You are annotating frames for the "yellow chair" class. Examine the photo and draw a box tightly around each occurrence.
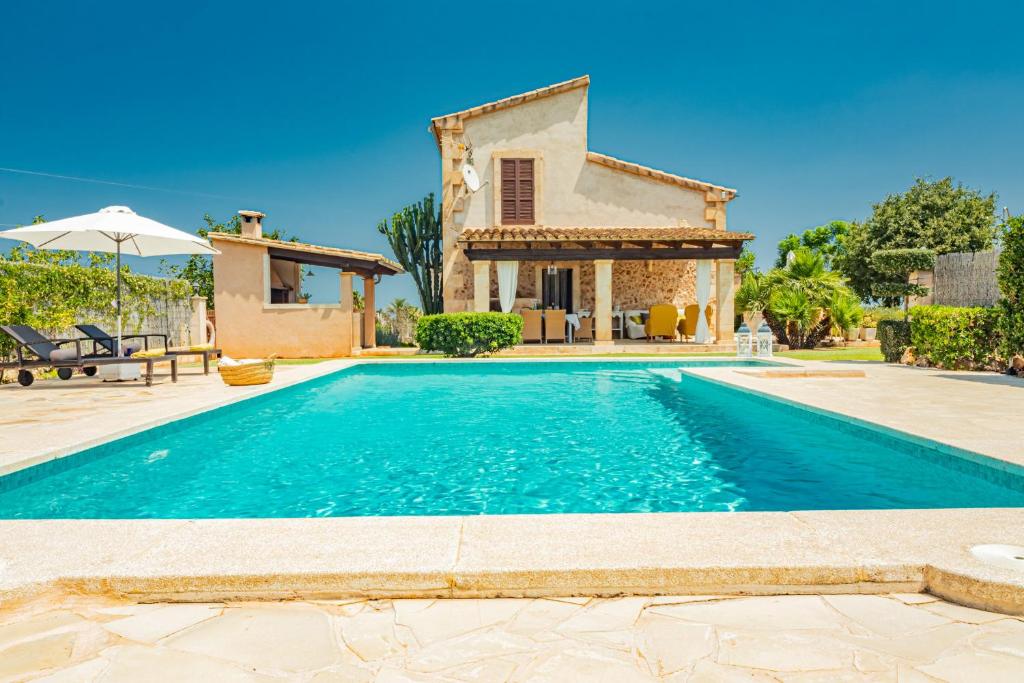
[644,304,679,341]
[680,304,714,341]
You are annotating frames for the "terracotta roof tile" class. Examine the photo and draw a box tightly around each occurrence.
[587,152,737,197]
[458,226,753,243]
[208,232,404,274]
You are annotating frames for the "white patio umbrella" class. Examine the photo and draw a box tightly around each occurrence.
[0,205,218,354]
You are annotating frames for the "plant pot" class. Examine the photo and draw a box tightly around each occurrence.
[860,327,877,341]
[296,297,308,304]
[844,328,859,342]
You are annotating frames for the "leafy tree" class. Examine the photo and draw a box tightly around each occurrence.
[377,193,443,314]
[997,213,1024,360]
[839,178,997,301]
[774,220,851,269]
[159,214,298,307]
[735,247,756,277]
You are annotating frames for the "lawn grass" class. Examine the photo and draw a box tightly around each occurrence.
[776,347,883,362]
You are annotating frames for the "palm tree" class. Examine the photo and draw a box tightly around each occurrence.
[737,248,850,349]
[770,289,818,349]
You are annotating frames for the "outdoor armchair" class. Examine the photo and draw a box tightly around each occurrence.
[645,304,679,341]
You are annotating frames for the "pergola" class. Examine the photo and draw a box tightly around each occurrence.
[459,225,754,342]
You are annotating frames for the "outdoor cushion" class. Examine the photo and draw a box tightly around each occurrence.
[131,348,167,358]
[48,347,78,362]
[169,343,214,352]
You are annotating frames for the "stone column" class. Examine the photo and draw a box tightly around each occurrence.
[594,259,613,342]
[715,259,736,342]
[362,276,376,349]
[339,272,357,354]
[473,260,491,312]
[189,295,208,346]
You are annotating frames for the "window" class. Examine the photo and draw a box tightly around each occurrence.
[500,158,535,225]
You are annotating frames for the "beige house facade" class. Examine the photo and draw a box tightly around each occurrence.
[431,75,752,342]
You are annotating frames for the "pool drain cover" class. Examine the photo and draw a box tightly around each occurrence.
[970,544,1024,571]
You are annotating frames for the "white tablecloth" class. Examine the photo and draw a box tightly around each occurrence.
[565,314,580,343]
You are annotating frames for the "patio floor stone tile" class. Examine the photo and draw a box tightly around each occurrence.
[650,595,846,631]
[633,612,714,676]
[0,630,79,679]
[916,651,1024,682]
[162,605,344,673]
[101,603,221,643]
[394,598,523,645]
[2,593,1023,679]
[823,595,952,637]
[716,629,854,672]
[96,644,279,682]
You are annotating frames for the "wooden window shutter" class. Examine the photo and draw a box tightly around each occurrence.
[500,158,535,225]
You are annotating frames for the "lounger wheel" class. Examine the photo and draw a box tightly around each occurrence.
[57,367,73,380]
[83,366,98,377]
[17,370,34,387]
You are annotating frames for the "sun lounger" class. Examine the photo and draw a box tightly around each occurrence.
[75,324,221,375]
[0,325,177,387]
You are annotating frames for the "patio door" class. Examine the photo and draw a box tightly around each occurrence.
[541,268,573,311]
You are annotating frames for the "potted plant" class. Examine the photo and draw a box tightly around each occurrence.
[296,292,310,304]
[860,310,877,341]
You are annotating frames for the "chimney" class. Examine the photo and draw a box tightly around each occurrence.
[238,210,265,238]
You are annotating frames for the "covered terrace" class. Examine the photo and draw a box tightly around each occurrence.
[460,225,754,344]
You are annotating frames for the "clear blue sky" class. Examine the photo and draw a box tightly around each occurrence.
[2,1,1022,305]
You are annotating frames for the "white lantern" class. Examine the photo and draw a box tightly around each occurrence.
[756,321,773,358]
[735,322,752,358]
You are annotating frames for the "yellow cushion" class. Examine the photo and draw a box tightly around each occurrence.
[628,315,643,325]
[131,348,167,358]
[170,343,213,353]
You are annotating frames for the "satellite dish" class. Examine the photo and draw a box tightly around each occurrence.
[462,164,482,192]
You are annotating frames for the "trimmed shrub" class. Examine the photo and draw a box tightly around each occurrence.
[878,319,911,362]
[909,305,1001,369]
[997,214,1024,359]
[415,312,523,357]
[870,248,936,303]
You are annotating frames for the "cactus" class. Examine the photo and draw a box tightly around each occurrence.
[377,193,443,314]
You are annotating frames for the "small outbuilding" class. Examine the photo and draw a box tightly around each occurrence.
[210,211,403,358]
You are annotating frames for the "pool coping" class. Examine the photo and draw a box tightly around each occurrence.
[2,510,1023,615]
[2,357,1024,615]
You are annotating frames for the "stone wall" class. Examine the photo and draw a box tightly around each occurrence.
[477,259,705,312]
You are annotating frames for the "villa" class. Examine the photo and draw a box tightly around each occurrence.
[431,75,752,344]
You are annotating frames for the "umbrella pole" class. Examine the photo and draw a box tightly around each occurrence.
[116,240,122,356]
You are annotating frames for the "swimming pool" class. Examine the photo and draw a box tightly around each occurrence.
[2,360,1023,518]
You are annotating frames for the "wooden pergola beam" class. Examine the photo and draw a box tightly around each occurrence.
[267,247,381,277]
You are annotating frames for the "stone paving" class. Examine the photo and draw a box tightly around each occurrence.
[2,593,1023,682]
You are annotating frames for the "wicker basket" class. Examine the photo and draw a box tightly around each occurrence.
[218,356,276,386]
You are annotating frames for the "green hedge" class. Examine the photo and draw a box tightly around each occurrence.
[877,319,911,362]
[997,215,1024,359]
[909,305,1001,369]
[415,312,523,357]
[0,261,190,357]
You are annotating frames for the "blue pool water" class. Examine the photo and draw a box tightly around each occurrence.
[2,361,1023,518]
